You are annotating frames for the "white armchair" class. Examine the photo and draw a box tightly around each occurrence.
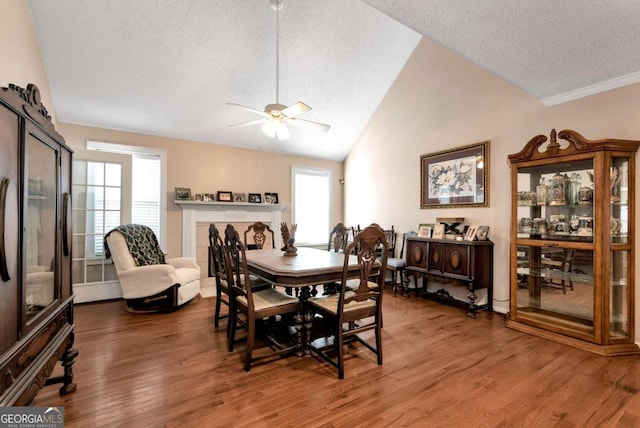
[105,225,200,312]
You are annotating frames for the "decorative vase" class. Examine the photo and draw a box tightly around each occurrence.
[549,172,566,206]
[578,186,593,205]
[536,178,548,206]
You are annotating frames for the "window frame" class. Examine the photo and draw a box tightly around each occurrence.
[86,141,167,248]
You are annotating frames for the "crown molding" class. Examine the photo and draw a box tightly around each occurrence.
[543,70,640,106]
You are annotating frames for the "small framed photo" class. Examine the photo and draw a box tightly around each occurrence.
[264,192,279,204]
[175,187,192,200]
[202,193,214,202]
[233,192,247,202]
[248,193,262,203]
[217,191,233,202]
[476,225,490,240]
[418,223,433,238]
[432,223,445,239]
[194,193,203,201]
[464,225,479,241]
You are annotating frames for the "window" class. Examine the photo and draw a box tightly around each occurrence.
[292,166,331,245]
[72,159,123,284]
[72,142,166,298]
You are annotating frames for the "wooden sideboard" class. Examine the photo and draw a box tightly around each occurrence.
[405,236,494,317]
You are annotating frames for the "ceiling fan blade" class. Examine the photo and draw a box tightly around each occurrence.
[229,118,268,128]
[227,103,271,118]
[289,117,331,132]
[275,122,290,140]
[281,102,311,118]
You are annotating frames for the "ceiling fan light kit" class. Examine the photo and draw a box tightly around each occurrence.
[228,0,330,141]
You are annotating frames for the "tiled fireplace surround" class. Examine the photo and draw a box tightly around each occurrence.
[176,201,288,294]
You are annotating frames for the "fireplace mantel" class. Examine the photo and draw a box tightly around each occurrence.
[175,201,289,257]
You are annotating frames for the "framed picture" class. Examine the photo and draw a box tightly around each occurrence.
[194,193,203,201]
[420,141,489,208]
[217,191,233,202]
[175,187,192,200]
[248,193,262,203]
[233,192,247,202]
[418,223,433,238]
[476,225,490,240]
[464,225,479,241]
[264,192,279,204]
[202,193,214,202]
[432,223,445,239]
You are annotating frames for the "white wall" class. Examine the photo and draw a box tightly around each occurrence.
[0,0,56,124]
[345,37,640,341]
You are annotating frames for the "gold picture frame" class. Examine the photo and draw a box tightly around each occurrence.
[420,141,489,208]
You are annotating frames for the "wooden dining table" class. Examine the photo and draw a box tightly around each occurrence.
[243,247,367,355]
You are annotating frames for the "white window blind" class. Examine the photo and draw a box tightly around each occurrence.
[131,155,161,238]
[293,166,331,245]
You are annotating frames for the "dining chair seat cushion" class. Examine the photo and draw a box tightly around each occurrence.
[236,288,298,311]
[386,257,406,269]
[310,287,377,314]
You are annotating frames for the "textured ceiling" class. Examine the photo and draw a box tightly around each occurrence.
[29,1,640,161]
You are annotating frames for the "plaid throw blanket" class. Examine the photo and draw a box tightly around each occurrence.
[104,224,166,266]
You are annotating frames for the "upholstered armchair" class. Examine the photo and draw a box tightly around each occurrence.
[105,224,200,312]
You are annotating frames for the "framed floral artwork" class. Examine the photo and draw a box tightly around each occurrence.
[420,141,489,208]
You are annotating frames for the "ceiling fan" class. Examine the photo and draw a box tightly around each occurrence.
[227,0,331,141]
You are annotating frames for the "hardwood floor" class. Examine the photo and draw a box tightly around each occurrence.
[32,293,640,427]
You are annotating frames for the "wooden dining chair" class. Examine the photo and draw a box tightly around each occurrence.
[223,225,300,371]
[208,224,232,332]
[327,222,354,253]
[386,229,419,297]
[308,224,388,379]
[244,221,275,250]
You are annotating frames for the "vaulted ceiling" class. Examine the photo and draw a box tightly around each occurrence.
[29,0,640,161]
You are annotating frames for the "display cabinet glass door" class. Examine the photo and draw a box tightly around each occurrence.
[24,133,58,323]
[609,157,631,339]
[516,245,594,335]
[516,159,594,243]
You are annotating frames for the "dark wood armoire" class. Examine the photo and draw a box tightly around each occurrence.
[0,83,77,405]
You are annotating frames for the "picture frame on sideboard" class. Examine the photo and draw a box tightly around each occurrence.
[432,223,445,239]
[476,225,490,240]
[418,223,433,238]
[464,225,479,241]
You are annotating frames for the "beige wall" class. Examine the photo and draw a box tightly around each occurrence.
[0,0,56,124]
[59,123,344,258]
[345,37,640,340]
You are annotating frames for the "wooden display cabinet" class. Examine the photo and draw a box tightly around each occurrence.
[0,83,77,405]
[507,129,640,355]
